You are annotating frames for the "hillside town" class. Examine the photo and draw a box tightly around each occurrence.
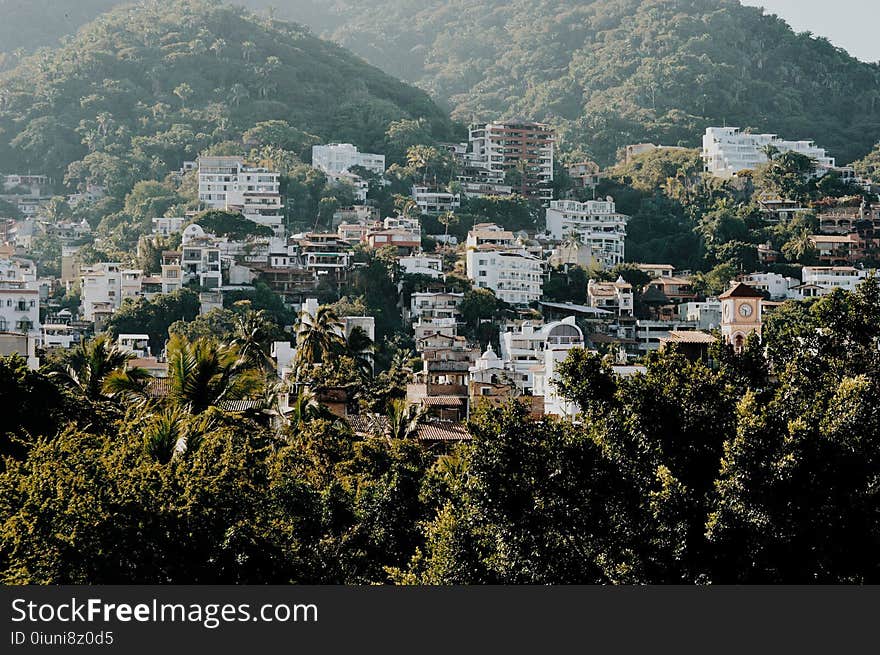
[1,120,878,442]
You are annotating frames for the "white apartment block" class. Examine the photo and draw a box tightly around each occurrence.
[702,127,835,178]
[198,156,284,235]
[311,143,385,175]
[677,300,722,330]
[412,185,460,214]
[80,262,124,322]
[399,254,443,278]
[468,250,544,306]
[181,225,222,289]
[801,266,869,293]
[0,281,40,337]
[384,216,421,236]
[410,292,463,324]
[0,256,37,287]
[151,216,186,237]
[740,272,798,300]
[587,277,634,316]
[545,199,628,268]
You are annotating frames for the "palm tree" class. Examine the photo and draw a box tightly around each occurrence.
[282,385,323,430]
[166,335,256,415]
[371,399,426,442]
[346,325,375,377]
[231,308,274,372]
[439,210,459,239]
[760,144,781,162]
[51,335,150,402]
[142,406,215,464]
[295,305,345,372]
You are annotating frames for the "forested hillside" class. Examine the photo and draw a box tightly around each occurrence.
[276,0,880,165]
[3,1,878,165]
[0,0,455,182]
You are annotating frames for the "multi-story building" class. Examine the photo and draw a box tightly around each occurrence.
[180,224,222,289]
[702,127,835,178]
[80,262,124,322]
[465,121,555,203]
[311,143,385,175]
[410,292,463,324]
[161,251,184,294]
[677,300,722,330]
[545,199,628,268]
[412,185,460,214]
[291,233,352,283]
[0,256,37,287]
[498,317,584,417]
[466,223,543,306]
[198,156,284,235]
[801,266,869,293]
[399,254,443,279]
[367,229,421,253]
[0,280,40,337]
[151,216,186,237]
[587,277,634,316]
[740,272,798,300]
[809,234,864,265]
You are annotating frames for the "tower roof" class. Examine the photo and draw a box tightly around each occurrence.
[719,282,764,299]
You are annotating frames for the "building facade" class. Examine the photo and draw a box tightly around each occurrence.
[702,127,835,178]
[545,199,628,268]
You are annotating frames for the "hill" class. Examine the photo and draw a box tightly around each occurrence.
[263,0,880,165]
[0,0,455,182]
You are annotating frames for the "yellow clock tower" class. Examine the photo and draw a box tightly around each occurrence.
[719,282,764,352]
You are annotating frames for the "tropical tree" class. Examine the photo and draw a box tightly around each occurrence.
[295,305,345,372]
[166,335,256,414]
[51,335,150,401]
[346,325,375,377]
[231,307,275,372]
[371,398,426,442]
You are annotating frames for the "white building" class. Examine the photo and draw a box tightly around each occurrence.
[412,185,460,215]
[0,256,37,287]
[117,334,151,358]
[677,300,722,330]
[468,250,544,306]
[311,143,385,175]
[499,317,584,417]
[151,216,186,237]
[80,262,124,322]
[466,224,543,306]
[399,254,443,279]
[545,199,628,268]
[587,277,634,316]
[740,272,798,300]
[0,281,40,338]
[41,324,76,350]
[180,224,222,289]
[702,127,835,178]
[410,292,463,324]
[198,156,284,235]
[801,266,869,293]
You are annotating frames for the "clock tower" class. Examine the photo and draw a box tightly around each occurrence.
[719,282,764,352]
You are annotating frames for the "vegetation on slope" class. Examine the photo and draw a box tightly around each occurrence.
[270,0,880,165]
[0,0,455,183]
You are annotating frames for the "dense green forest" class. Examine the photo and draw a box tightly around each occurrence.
[2,280,880,584]
[4,1,879,165]
[277,0,880,165]
[0,0,454,183]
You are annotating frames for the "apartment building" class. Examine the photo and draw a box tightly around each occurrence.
[180,224,222,289]
[311,143,385,175]
[0,280,40,336]
[412,185,460,214]
[197,156,284,235]
[399,254,443,279]
[80,262,125,322]
[545,199,628,268]
[465,121,555,202]
[702,127,835,178]
[587,277,634,316]
[809,234,864,266]
[151,216,186,237]
[465,223,543,305]
[801,266,869,293]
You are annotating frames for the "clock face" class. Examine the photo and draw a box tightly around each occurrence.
[739,303,753,318]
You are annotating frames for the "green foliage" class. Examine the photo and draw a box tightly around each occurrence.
[105,289,200,355]
[0,0,454,189]
[194,209,272,239]
[287,0,880,166]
